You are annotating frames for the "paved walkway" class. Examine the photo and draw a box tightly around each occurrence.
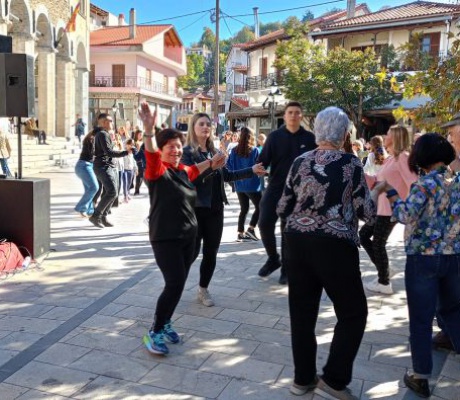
[0,170,458,400]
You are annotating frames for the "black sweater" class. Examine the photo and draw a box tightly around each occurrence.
[93,128,128,168]
[258,125,317,192]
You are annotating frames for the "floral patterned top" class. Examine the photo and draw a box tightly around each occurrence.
[391,166,456,255]
[277,149,376,247]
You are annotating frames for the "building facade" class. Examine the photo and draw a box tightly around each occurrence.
[0,0,90,138]
[89,7,186,130]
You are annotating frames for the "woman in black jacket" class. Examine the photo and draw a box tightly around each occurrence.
[182,113,265,307]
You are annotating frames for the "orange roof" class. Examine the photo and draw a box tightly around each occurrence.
[241,29,288,51]
[182,92,213,100]
[91,25,174,46]
[324,1,460,29]
[308,3,370,26]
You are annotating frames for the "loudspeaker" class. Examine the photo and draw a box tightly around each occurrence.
[0,178,50,258]
[0,53,35,117]
[0,35,12,53]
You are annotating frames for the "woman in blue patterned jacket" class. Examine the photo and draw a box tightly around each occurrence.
[375,133,460,398]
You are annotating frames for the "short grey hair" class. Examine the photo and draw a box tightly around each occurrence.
[314,107,350,147]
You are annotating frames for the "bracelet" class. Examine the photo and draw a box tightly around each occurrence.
[386,189,398,198]
[144,134,154,138]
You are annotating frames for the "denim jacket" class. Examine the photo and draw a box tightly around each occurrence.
[182,145,254,208]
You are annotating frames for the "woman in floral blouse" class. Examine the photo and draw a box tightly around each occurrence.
[374,133,460,398]
[277,107,375,399]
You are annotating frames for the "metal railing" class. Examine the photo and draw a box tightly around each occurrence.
[90,76,177,96]
[245,71,286,91]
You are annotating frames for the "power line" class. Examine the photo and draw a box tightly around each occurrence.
[226,0,345,18]
[220,11,251,28]
[178,12,208,32]
[221,13,234,37]
[139,8,212,24]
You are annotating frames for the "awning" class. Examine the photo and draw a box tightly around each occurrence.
[226,105,285,119]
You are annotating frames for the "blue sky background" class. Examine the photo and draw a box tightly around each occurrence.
[93,0,451,46]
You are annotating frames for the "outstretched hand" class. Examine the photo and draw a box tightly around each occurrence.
[211,152,226,170]
[252,162,266,176]
[138,102,157,133]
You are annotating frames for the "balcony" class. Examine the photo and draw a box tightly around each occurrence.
[90,76,177,97]
[246,71,286,91]
[234,85,246,94]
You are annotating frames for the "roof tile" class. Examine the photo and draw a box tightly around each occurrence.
[91,25,172,46]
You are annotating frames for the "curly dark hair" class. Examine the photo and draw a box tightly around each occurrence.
[234,127,255,158]
[156,128,185,150]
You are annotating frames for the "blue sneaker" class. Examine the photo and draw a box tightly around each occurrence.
[143,330,169,355]
[163,320,180,344]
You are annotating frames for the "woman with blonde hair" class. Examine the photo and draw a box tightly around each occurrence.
[363,135,388,177]
[182,113,265,307]
[360,126,417,294]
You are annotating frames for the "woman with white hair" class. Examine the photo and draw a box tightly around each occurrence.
[278,107,375,399]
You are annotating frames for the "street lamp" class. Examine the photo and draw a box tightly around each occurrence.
[267,82,281,131]
[112,99,118,132]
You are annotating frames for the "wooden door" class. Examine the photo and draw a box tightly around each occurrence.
[112,64,125,87]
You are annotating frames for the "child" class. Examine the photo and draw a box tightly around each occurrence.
[122,139,138,202]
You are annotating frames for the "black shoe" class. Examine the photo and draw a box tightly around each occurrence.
[432,331,454,351]
[89,215,104,228]
[278,271,288,285]
[404,373,430,398]
[101,216,114,227]
[258,259,281,277]
[133,191,139,196]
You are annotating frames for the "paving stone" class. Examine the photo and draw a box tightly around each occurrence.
[113,292,157,306]
[113,305,154,322]
[73,375,203,400]
[185,331,259,356]
[361,380,409,399]
[239,289,289,306]
[140,363,232,398]
[80,314,136,333]
[439,353,460,381]
[35,342,92,367]
[97,303,129,317]
[34,294,95,309]
[66,329,142,355]
[69,349,155,382]
[432,377,460,400]
[5,361,97,397]
[232,323,291,347]
[353,358,407,384]
[0,316,62,335]
[0,303,54,318]
[0,348,20,367]
[39,306,81,320]
[215,308,280,328]
[174,301,224,319]
[0,383,29,400]
[252,342,293,366]
[200,352,283,383]
[174,315,239,335]
[217,378,298,400]
[255,302,289,317]
[16,389,71,399]
[0,331,43,351]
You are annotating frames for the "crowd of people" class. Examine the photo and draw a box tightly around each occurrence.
[72,104,460,400]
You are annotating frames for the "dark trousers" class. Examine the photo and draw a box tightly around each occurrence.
[93,166,119,217]
[236,191,262,232]
[285,234,368,390]
[151,237,196,332]
[134,165,144,194]
[359,216,396,285]
[405,255,460,377]
[193,207,224,289]
[258,187,286,267]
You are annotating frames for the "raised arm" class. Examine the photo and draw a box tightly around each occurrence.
[138,102,158,153]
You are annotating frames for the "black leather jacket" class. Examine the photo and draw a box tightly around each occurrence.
[182,145,254,208]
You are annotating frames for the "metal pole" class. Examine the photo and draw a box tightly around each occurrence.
[270,101,276,131]
[17,117,22,179]
[214,0,220,124]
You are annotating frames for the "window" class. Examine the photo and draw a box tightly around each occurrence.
[112,64,125,87]
[163,75,169,94]
[146,69,152,84]
[261,57,268,78]
[89,64,95,85]
[421,32,441,58]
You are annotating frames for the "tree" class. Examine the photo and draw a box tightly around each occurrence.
[177,53,206,89]
[234,26,255,44]
[259,21,283,36]
[199,27,216,51]
[402,33,460,131]
[274,21,396,137]
[203,52,226,86]
[302,10,314,22]
[398,32,434,71]
[282,16,301,29]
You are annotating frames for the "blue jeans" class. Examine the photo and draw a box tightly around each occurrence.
[0,158,12,177]
[122,170,134,198]
[405,254,460,378]
[75,160,99,215]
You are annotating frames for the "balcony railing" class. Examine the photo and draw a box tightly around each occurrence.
[246,71,286,91]
[90,76,177,97]
[234,85,245,94]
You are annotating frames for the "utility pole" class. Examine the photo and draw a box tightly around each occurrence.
[213,0,220,124]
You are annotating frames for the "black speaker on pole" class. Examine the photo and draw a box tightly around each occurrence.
[0,53,35,117]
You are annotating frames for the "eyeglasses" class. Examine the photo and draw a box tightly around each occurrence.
[197,122,212,127]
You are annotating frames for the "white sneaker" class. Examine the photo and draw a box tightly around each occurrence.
[197,287,215,307]
[365,280,393,295]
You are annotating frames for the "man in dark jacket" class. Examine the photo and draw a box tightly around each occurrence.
[258,101,317,284]
[89,113,130,228]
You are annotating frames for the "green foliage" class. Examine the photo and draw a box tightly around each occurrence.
[275,22,396,137]
[177,53,206,89]
[302,10,314,22]
[203,52,227,86]
[379,44,400,71]
[398,32,434,71]
[402,34,460,131]
[199,27,216,51]
[259,21,283,36]
[234,26,255,44]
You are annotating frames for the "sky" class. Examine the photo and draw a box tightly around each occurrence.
[93,0,454,46]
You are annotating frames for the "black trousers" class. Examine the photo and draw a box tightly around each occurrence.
[236,191,262,232]
[359,216,396,285]
[193,207,224,289]
[285,234,367,390]
[134,165,144,194]
[151,236,196,332]
[258,187,286,266]
[93,166,119,217]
